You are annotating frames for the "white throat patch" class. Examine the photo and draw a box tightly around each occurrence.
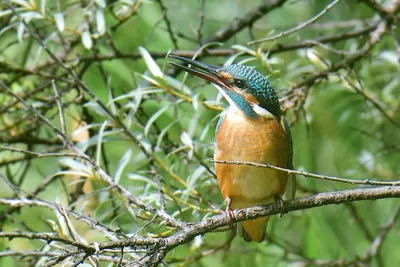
[252,104,275,119]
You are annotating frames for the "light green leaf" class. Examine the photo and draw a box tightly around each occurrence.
[40,0,46,14]
[128,173,157,187]
[144,105,170,138]
[96,121,108,166]
[110,88,163,104]
[96,0,106,8]
[192,93,200,110]
[232,44,256,56]
[115,149,132,184]
[17,22,25,43]
[84,102,108,116]
[136,73,162,87]
[59,158,92,177]
[180,132,193,149]
[96,8,106,35]
[164,76,192,94]
[81,30,92,49]
[139,46,163,77]
[54,12,64,32]
[156,120,178,149]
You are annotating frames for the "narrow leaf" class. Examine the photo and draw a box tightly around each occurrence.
[139,46,163,77]
[144,105,170,137]
[54,12,64,32]
[96,8,106,35]
[81,30,92,49]
[232,44,256,56]
[96,121,108,166]
[115,149,132,184]
[17,22,25,43]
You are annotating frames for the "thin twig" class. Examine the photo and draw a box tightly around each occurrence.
[249,0,342,44]
[213,160,400,186]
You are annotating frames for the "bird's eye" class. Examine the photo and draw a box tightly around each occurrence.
[234,79,245,89]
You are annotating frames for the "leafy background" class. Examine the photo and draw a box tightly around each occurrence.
[0,0,399,266]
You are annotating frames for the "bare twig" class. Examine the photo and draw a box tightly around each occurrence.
[213,160,400,186]
[249,0,342,44]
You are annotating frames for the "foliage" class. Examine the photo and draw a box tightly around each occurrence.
[0,0,399,266]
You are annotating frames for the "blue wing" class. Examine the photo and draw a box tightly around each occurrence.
[282,116,296,200]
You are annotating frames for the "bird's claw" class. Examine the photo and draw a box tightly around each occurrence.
[274,195,285,217]
[225,197,235,229]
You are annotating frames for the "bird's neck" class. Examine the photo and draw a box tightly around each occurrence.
[225,90,259,118]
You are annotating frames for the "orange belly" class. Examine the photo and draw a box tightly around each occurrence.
[215,107,289,241]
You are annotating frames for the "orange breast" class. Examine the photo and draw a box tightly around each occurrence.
[215,106,289,242]
[214,106,289,207]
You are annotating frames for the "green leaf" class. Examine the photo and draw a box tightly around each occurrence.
[59,158,92,177]
[164,76,192,94]
[96,8,106,35]
[17,22,25,43]
[156,120,178,149]
[115,149,132,184]
[144,105,170,138]
[96,0,106,8]
[128,173,157,187]
[81,30,92,49]
[96,121,108,166]
[54,12,64,32]
[110,88,163,104]
[139,46,163,77]
[232,44,256,56]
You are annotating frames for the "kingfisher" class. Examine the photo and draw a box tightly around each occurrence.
[169,55,296,242]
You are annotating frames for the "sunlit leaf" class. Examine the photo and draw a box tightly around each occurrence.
[40,0,46,14]
[17,22,25,43]
[110,88,163,104]
[232,44,256,56]
[54,12,64,32]
[144,105,170,138]
[96,121,108,166]
[180,132,193,149]
[156,120,178,149]
[96,8,106,35]
[81,30,93,49]
[164,76,192,94]
[128,173,157,187]
[139,46,163,77]
[59,158,92,177]
[115,149,132,184]
[84,102,108,116]
[96,0,106,8]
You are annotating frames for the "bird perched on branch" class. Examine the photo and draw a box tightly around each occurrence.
[169,55,296,242]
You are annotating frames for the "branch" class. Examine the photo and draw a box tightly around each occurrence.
[249,0,342,45]
[213,160,400,186]
[205,0,287,43]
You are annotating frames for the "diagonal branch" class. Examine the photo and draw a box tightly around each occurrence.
[205,0,287,43]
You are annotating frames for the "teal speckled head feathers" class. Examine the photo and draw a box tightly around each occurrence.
[169,55,282,119]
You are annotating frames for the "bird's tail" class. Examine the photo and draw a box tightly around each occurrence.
[237,216,270,242]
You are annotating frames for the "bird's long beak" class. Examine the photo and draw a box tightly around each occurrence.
[168,55,227,87]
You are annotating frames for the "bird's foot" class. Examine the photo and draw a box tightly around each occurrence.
[225,197,235,229]
[274,195,285,217]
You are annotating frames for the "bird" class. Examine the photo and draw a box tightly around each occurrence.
[169,55,296,242]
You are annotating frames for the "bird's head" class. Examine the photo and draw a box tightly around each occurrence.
[169,55,281,119]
